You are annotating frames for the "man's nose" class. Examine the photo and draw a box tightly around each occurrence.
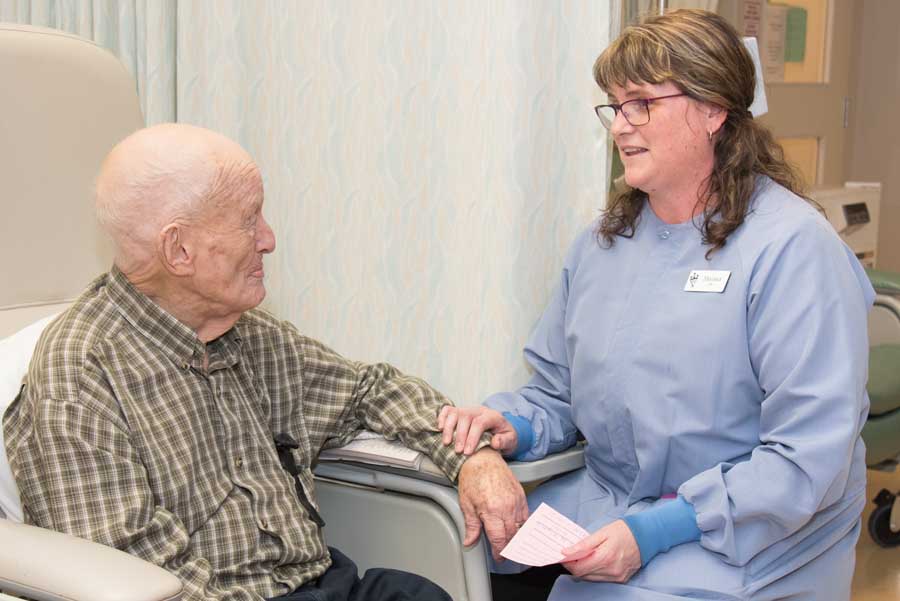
[257,215,276,254]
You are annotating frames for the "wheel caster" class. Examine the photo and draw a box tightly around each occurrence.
[868,489,900,548]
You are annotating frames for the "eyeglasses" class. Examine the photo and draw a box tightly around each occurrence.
[594,93,688,129]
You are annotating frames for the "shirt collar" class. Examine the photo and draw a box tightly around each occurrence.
[105,266,242,371]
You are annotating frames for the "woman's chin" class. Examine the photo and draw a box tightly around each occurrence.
[623,172,646,191]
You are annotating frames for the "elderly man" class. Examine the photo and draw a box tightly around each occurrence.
[4,124,526,601]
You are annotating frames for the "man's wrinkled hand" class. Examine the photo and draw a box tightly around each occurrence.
[457,448,528,561]
[438,405,518,456]
[560,520,641,583]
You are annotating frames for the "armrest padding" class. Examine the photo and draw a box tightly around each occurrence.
[507,446,586,483]
[0,520,182,601]
[315,445,586,487]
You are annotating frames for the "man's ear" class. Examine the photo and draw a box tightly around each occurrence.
[159,223,195,276]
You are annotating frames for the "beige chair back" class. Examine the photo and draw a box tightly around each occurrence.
[0,23,144,337]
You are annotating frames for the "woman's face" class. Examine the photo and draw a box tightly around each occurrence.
[607,80,721,200]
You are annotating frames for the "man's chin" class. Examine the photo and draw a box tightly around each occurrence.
[236,285,267,314]
[250,287,266,309]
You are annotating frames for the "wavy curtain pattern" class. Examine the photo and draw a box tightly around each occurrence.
[3,1,612,406]
[0,0,175,123]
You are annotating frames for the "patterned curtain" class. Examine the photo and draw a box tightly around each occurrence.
[174,1,613,404]
[0,0,176,124]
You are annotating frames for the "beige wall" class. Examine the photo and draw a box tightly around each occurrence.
[846,0,900,271]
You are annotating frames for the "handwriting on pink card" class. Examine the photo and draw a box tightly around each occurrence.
[499,502,589,566]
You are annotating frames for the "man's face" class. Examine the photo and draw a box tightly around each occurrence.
[190,179,276,318]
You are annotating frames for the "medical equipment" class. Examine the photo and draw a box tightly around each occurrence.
[814,183,881,269]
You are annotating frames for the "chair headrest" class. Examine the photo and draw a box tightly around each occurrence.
[0,23,143,311]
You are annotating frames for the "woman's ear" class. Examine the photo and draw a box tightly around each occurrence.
[705,104,727,137]
[158,223,195,276]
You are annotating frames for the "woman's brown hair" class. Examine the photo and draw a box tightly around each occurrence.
[593,9,809,257]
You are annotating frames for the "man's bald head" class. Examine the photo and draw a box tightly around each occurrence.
[95,123,262,273]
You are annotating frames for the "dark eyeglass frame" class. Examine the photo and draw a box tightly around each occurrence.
[594,93,688,128]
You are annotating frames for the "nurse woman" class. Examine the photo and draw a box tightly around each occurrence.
[443,9,873,601]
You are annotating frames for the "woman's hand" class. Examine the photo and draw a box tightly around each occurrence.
[438,405,519,456]
[560,520,641,583]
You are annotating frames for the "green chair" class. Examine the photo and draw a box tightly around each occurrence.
[863,268,900,547]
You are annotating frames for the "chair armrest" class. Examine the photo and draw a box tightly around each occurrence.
[0,520,182,601]
[867,268,900,296]
[507,446,585,484]
[313,446,585,601]
[314,444,586,488]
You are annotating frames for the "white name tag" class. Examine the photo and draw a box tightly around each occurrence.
[684,270,731,293]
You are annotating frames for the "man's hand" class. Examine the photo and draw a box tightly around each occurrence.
[457,448,528,561]
[438,405,518,456]
[560,520,641,583]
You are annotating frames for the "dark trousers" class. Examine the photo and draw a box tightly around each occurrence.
[267,547,452,601]
[490,565,566,601]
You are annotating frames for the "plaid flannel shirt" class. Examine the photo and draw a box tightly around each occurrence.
[4,267,477,600]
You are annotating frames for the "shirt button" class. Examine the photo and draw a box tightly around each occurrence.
[181,362,190,370]
[235,457,243,468]
[260,519,269,529]
[658,230,671,240]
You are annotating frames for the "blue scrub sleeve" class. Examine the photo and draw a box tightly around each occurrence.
[501,412,534,460]
[483,232,593,461]
[679,218,874,566]
[622,496,701,566]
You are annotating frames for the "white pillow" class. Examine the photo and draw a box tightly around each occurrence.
[0,313,59,522]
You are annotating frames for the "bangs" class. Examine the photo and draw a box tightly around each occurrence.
[593,27,675,94]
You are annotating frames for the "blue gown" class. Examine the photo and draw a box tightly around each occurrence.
[485,177,874,600]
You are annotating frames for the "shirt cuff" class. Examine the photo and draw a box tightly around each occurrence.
[502,412,534,460]
[437,432,494,481]
[622,496,701,566]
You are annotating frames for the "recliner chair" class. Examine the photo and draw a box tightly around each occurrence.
[0,22,181,601]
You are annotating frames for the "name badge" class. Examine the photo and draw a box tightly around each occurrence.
[684,270,731,293]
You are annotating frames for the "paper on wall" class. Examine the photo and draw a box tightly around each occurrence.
[743,37,768,117]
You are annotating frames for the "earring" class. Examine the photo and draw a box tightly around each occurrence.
[707,131,713,142]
